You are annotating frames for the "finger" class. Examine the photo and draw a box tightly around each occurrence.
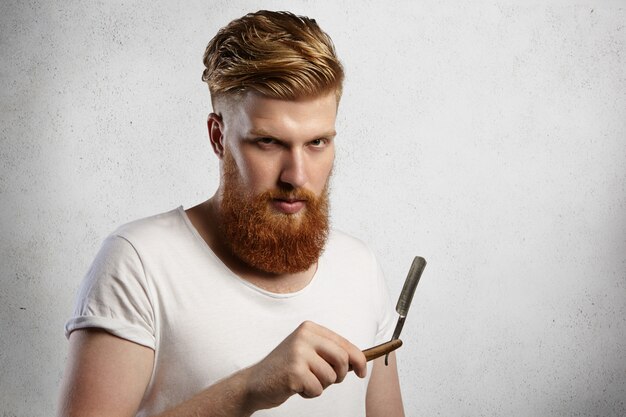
[314,338,350,383]
[301,321,367,378]
[308,355,338,389]
[297,368,325,399]
[348,349,367,378]
[304,322,356,351]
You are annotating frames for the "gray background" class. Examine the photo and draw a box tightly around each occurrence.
[1,0,625,416]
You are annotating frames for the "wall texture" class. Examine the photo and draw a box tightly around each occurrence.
[1,1,625,416]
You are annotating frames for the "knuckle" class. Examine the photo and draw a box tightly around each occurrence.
[287,378,301,394]
[326,369,338,386]
[295,322,310,337]
[339,349,350,365]
[287,369,305,393]
[299,320,315,332]
[307,384,323,398]
[336,361,348,378]
[332,351,349,379]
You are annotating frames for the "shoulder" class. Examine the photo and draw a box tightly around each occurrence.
[92,207,198,263]
[111,207,189,244]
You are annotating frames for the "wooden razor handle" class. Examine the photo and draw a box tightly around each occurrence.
[363,339,403,361]
[349,339,403,371]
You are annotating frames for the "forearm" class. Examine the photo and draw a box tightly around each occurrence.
[366,353,405,417]
[154,367,258,417]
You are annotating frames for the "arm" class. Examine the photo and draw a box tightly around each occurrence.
[57,329,260,417]
[58,322,368,417]
[365,352,405,417]
[57,329,155,417]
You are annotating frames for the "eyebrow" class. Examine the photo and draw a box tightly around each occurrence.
[249,128,337,140]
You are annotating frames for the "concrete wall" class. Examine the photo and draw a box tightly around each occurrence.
[1,1,624,415]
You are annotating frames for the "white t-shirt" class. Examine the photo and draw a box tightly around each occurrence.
[65,207,395,416]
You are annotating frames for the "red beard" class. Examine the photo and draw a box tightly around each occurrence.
[218,152,330,274]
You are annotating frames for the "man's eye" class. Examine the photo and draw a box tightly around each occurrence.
[257,138,276,146]
[310,138,327,147]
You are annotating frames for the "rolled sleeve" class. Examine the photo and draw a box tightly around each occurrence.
[65,235,156,349]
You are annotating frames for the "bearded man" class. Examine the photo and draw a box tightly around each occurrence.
[58,10,404,417]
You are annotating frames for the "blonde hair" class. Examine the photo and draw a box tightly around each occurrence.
[202,10,344,103]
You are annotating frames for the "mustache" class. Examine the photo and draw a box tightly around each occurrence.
[262,187,318,202]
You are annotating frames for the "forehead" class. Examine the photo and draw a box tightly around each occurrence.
[223,91,338,141]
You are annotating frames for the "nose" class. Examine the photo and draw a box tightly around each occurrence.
[279,148,308,189]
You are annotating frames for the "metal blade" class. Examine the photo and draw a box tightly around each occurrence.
[395,256,426,320]
[385,256,426,365]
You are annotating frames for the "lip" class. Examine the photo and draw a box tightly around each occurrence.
[271,199,306,214]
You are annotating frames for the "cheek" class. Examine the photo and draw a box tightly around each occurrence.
[225,151,258,192]
[239,157,278,192]
[313,158,335,190]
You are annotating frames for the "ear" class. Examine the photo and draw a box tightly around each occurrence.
[207,113,225,158]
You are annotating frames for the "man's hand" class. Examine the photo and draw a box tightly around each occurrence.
[241,321,368,411]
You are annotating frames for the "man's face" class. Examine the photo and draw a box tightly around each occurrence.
[212,91,338,274]
[217,91,337,207]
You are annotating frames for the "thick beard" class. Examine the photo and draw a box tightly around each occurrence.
[218,152,330,274]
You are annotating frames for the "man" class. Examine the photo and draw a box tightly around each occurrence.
[58,10,404,417]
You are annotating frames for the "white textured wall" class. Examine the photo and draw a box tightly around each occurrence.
[1,1,625,416]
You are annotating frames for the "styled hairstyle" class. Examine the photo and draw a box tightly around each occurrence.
[202,10,344,103]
